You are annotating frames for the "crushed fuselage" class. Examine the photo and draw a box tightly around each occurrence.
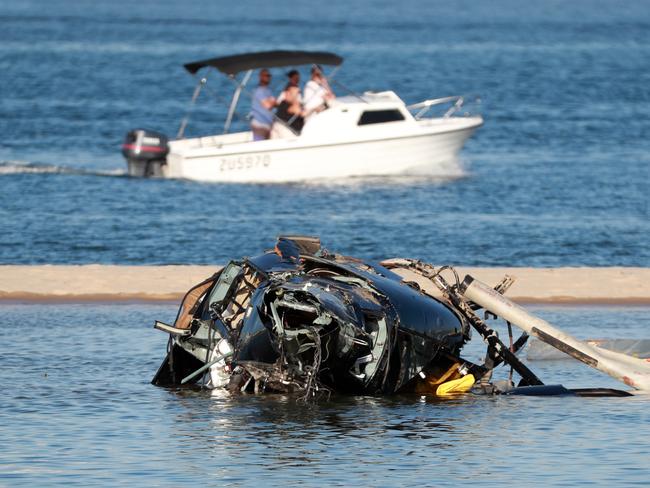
[152,236,479,397]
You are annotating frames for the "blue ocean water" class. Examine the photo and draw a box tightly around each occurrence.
[0,303,649,487]
[1,2,650,485]
[0,0,648,266]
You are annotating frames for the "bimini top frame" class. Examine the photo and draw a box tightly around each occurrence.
[184,50,343,76]
[177,50,344,138]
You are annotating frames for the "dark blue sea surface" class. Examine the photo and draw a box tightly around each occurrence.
[0,0,648,266]
[0,303,649,487]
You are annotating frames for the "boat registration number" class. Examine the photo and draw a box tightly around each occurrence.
[220,154,270,172]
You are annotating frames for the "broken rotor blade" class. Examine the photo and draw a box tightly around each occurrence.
[460,275,650,392]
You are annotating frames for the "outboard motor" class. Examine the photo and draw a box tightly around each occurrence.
[122,129,169,177]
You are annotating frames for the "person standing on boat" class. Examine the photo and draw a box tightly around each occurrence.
[250,69,276,141]
[303,65,335,120]
[273,69,304,136]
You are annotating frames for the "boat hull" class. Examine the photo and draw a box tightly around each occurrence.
[159,117,482,183]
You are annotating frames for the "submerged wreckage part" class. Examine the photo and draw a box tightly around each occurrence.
[151,237,643,399]
[461,276,650,392]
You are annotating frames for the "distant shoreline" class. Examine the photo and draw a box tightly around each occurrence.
[1,265,649,305]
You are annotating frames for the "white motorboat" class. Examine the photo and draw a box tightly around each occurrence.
[122,51,483,183]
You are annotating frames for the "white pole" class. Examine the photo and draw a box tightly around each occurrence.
[460,276,650,391]
[224,70,253,134]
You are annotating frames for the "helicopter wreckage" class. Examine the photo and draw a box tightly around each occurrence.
[152,236,650,399]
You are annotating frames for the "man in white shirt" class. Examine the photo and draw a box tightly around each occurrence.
[303,65,335,121]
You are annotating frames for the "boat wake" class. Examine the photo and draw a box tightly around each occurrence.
[0,160,127,177]
[0,158,471,186]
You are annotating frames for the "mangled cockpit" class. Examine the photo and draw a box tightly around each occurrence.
[152,236,650,399]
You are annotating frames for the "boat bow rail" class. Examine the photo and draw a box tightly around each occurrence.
[407,95,481,120]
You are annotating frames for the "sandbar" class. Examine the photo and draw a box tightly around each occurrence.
[0,264,649,305]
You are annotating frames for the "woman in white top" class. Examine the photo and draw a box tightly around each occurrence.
[303,65,335,120]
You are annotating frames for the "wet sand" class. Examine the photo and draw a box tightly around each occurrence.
[0,265,649,304]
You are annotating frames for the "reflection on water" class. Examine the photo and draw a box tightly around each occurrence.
[1,304,648,486]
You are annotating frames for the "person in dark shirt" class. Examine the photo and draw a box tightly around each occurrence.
[275,70,304,134]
